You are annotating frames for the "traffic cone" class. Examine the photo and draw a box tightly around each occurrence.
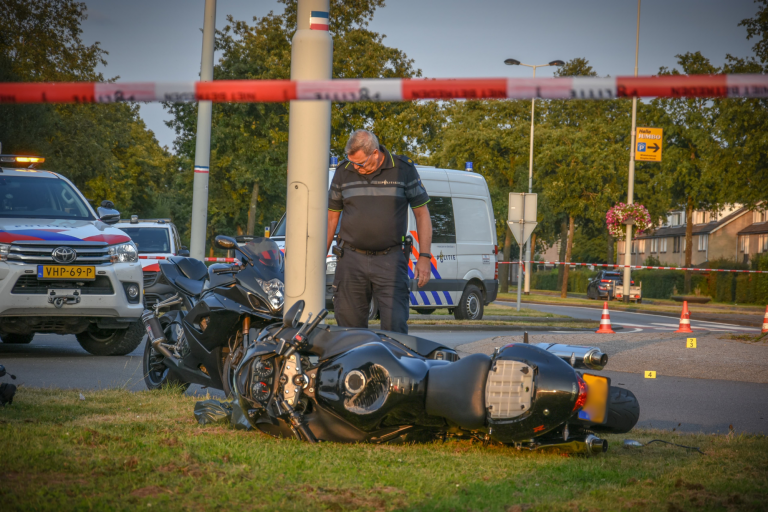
[675,300,693,333]
[761,305,768,334]
[596,302,616,334]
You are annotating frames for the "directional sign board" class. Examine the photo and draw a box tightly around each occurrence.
[508,193,537,245]
[635,127,663,162]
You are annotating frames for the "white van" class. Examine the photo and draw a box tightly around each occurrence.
[270,166,498,320]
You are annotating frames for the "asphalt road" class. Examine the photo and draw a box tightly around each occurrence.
[1,328,765,435]
[499,301,763,334]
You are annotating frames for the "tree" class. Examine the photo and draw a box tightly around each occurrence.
[648,52,724,292]
[166,0,439,251]
[0,0,174,218]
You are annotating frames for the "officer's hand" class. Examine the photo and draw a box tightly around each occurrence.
[415,257,431,288]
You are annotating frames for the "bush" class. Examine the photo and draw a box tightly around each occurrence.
[531,269,597,293]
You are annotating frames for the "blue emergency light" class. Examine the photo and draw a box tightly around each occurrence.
[330,156,339,168]
[465,161,473,172]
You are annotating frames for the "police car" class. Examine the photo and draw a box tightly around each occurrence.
[116,216,187,310]
[269,162,499,320]
[0,155,144,355]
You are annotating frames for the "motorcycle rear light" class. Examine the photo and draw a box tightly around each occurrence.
[573,374,588,412]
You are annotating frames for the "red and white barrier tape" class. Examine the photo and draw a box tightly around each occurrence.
[2,74,767,104]
[139,255,167,260]
[498,260,768,274]
[204,257,239,263]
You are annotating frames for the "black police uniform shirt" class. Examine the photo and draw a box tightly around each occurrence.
[328,145,430,252]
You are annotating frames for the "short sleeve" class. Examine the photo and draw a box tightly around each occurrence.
[328,167,343,212]
[404,166,430,208]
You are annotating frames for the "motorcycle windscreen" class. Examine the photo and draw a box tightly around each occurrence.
[578,373,609,424]
[240,237,284,280]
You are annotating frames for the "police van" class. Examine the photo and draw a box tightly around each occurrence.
[270,164,498,320]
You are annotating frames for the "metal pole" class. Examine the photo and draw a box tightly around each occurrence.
[623,0,641,303]
[516,194,525,312]
[284,0,332,320]
[189,0,216,260]
[523,66,536,295]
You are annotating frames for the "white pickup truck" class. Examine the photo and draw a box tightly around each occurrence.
[0,156,145,355]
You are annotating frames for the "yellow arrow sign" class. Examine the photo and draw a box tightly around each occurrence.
[635,127,663,162]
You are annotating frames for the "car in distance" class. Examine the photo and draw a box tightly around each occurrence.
[586,270,642,303]
[116,216,188,310]
[0,155,144,355]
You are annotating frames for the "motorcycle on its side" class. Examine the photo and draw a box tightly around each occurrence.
[141,236,285,395]
[228,301,639,453]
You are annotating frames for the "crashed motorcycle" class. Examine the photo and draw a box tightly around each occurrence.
[141,236,285,395]
[224,301,639,454]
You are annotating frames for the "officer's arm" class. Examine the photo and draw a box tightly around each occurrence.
[327,210,341,254]
[412,205,433,287]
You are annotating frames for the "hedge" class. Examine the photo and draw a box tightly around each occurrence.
[529,255,768,304]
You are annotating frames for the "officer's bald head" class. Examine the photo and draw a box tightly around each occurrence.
[345,129,379,157]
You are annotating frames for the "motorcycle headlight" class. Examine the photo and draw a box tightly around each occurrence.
[256,278,284,310]
[0,243,10,261]
[108,242,138,263]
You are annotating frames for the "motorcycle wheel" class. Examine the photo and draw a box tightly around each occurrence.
[142,317,189,392]
[590,386,640,434]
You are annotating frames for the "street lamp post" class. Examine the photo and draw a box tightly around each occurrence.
[504,58,564,296]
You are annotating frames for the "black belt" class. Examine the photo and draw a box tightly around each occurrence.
[344,240,398,256]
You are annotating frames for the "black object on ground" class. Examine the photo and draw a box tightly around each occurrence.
[193,399,252,430]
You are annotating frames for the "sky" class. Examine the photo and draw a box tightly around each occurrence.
[80,0,760,151]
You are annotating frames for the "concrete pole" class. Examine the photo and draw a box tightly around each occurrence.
[523,66,537,295]
[622,0,641,302]
[284,0,332,320]
[189,0,216,260]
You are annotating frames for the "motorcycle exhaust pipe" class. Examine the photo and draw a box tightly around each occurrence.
[141,309,178,361]
[534,343,608,370]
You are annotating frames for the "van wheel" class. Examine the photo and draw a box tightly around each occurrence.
[1,333,34,344]
[454,285,484,320]
[76,321,144,356]
[368,296,380,321]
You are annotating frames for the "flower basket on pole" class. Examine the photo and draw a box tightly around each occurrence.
[606,203,651,238]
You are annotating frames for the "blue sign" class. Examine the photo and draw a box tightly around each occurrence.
[637,142,646,152]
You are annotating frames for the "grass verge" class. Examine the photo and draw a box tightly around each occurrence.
[2,388,767,511]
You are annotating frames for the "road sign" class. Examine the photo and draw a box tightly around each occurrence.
[635,127,663,162]
[508,193,537,245]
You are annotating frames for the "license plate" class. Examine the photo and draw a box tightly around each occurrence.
[37,265,96,280]
[578,374,610,424]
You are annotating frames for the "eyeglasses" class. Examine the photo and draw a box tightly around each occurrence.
[346,150,377,168]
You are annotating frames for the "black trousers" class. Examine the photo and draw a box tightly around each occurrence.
[332,248,410,333]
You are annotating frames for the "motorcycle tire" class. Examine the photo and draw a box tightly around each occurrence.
[76,321,145,356]
[590,385,640,434]
[1,333,34,344]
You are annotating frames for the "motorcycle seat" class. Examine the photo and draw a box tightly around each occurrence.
[175,275,205,297]
[425,353,491,429]
[169,256,209,281]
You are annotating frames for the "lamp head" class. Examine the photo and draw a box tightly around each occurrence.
[504,58,521,66]
[549,60,565,66]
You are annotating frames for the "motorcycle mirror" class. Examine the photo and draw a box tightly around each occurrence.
[284,300,305,328]
[215,235,238,250]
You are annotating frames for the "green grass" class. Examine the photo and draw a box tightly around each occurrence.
[2,388,767,511]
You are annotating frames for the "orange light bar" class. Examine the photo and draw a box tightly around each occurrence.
[15,157,45,163]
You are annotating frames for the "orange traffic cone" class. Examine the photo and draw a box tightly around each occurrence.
[596,302,616,334]
[761,305,768,334]
[675,300,693,333]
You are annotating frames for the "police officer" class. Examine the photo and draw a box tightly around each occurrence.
[326,129,433,333]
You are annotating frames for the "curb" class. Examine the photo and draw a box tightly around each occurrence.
[498,300,763,327]
[363,324,616,332]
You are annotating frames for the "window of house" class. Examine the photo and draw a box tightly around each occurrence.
[740,235,750,253]
[759,234,768,253]
[755,210,766,223]
[673,237,680,253]
[667,212,681,226]
[698,234,708,252]
[630,241,636,254]
[660,238,667,253]
[638,240,645,254]
[694,211,704,224]
[650,238,658,253]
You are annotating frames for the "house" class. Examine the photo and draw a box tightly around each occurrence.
[624,205,762,267]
